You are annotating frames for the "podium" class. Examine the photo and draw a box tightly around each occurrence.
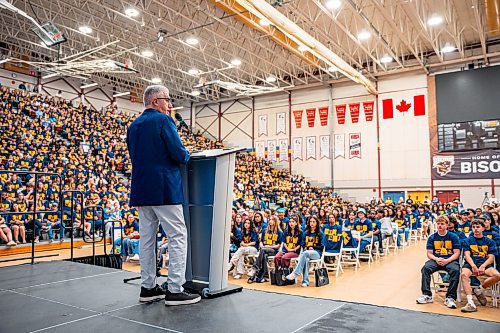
[181,148,244,298]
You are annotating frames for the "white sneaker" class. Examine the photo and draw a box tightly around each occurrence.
[301,282,308,288]
[461,302,477,313]
[6,241,16,246]
[48,239,54,244]
[416,295,433,304]
[59,239,65,243]
[444,297,457,309]
[129,254,140,261]
[286,272,298,281]
[233,274,242,279]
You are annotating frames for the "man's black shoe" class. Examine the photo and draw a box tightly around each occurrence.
[164,290,201,306]
[139,284,165,302]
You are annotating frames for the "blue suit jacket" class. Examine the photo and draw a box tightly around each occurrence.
[127,108,190,206]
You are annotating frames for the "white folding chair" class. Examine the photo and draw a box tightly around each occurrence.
[321,244,344,277]
[341,230,361,270]
[357,235,374,265]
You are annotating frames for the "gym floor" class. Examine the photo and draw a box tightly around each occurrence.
[0,240,499,323]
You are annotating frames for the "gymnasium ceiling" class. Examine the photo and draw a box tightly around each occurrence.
[0,0,499,102]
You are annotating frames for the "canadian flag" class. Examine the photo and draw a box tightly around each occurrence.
[382,95,426,119]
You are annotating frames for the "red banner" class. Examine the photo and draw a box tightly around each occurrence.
[306,108,316,127]
[293,110,303,129]
[335,104,346,124]
[349,103,360,123]
[318,106,328,126]
[363,101,374,121]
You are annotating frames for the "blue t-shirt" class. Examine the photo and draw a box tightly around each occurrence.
[354,218,373,236]
[415,211,429,228]
[457,220,471,234]
[341,230,358,248]
[282,230,304,254]
[343,220,356,231]
[322,224,343,253]
[450,230,467,248]
[405,212,417,229]
[464,235,497,266]
[371,219,381,233]
[303,231,323,253]
[240,229,259,249]
[260,228,283,246]
[426,231,460,259]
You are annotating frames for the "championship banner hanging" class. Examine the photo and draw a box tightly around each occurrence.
[276,112,286,134]
[363,101,374,121]
[319,135,330,159]
[318,106,329,126]
[432,149,500,180]
[278,138,289,161]
[267,140,277,161]
[292,137,303,160]
[293,110,303,129]
[255,141,265,159]
[349,103,360,123]
[335,104,346,124]
[306,108,316,127]
[306,136,316,160]
[258,114,268,136]
[334,133,345,159]
[349,133,361,159]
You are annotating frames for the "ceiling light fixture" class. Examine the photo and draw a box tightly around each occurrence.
[113,91,130,98]
[266,76,277,83]
[357,30,371,41]
[191,90,201,96]
[230,58,242,66]
[80,82,98,89]
[325,0,342,10]
[78,26,92,34]
[151,77,162,84]
[441,44,456,53]
[380,55,393,64]
[259,18,270,26]
[427,14,443,27]
[141,49,153,57]
[188,68,200,75]
[186,37,199,45]
[124,8,140,17]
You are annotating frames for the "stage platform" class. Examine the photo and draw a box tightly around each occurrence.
[0,261,498,333]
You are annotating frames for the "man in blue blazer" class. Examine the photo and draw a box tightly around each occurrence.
[127,85,201,306]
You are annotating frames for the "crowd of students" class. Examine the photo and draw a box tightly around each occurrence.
[1,86,500,310]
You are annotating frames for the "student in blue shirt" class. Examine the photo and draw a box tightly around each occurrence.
[229,218,258,279]
[343,210,357,231]
[415,205,430,237]
[417,216,461,309]
[44,206,65,243]
[481,214,500,268]
[393,209,408,247]
[286,216,323,287]
[354,208,373,253]
[460,219,500,313]
[229,219,241,255]
[457,211,472,234]
[10,203,26,244]
[0,213,16,246]
[368,210,383,255]
[405,206,417,231]
[447,216,467,248]
[322,213,340,235]
[248,216,283,283]
[274,215,303,269]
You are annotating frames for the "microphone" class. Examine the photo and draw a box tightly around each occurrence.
[174,112,187,129]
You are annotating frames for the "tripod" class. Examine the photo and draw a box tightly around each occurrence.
[481,192,490,207]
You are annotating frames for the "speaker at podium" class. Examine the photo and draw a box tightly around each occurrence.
[181,148,244,298]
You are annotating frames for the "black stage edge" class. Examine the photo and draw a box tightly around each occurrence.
[183,280,243,298]
[0,261,498,333]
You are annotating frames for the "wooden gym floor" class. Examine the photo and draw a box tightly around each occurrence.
[1,240,498,322]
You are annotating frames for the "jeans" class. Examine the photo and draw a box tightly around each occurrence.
[360,238,372,252]
[252,247,277,279]
[139,205,187,293]
[421,259,460,300]
[115,237,134,256]
[47,222,65,239]
[292,250,320,285]
[129,239,140,254]
[396,228,409,246]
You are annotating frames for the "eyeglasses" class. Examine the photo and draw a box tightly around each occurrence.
[156,97,173,104]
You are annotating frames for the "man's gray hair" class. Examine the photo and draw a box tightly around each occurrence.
[143,85,169,106]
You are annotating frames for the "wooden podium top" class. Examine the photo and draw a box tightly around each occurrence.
[190,148,245,159]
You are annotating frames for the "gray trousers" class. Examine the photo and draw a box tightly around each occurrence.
[139,205,187,293]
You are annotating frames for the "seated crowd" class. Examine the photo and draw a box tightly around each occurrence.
[1,86,499,311]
